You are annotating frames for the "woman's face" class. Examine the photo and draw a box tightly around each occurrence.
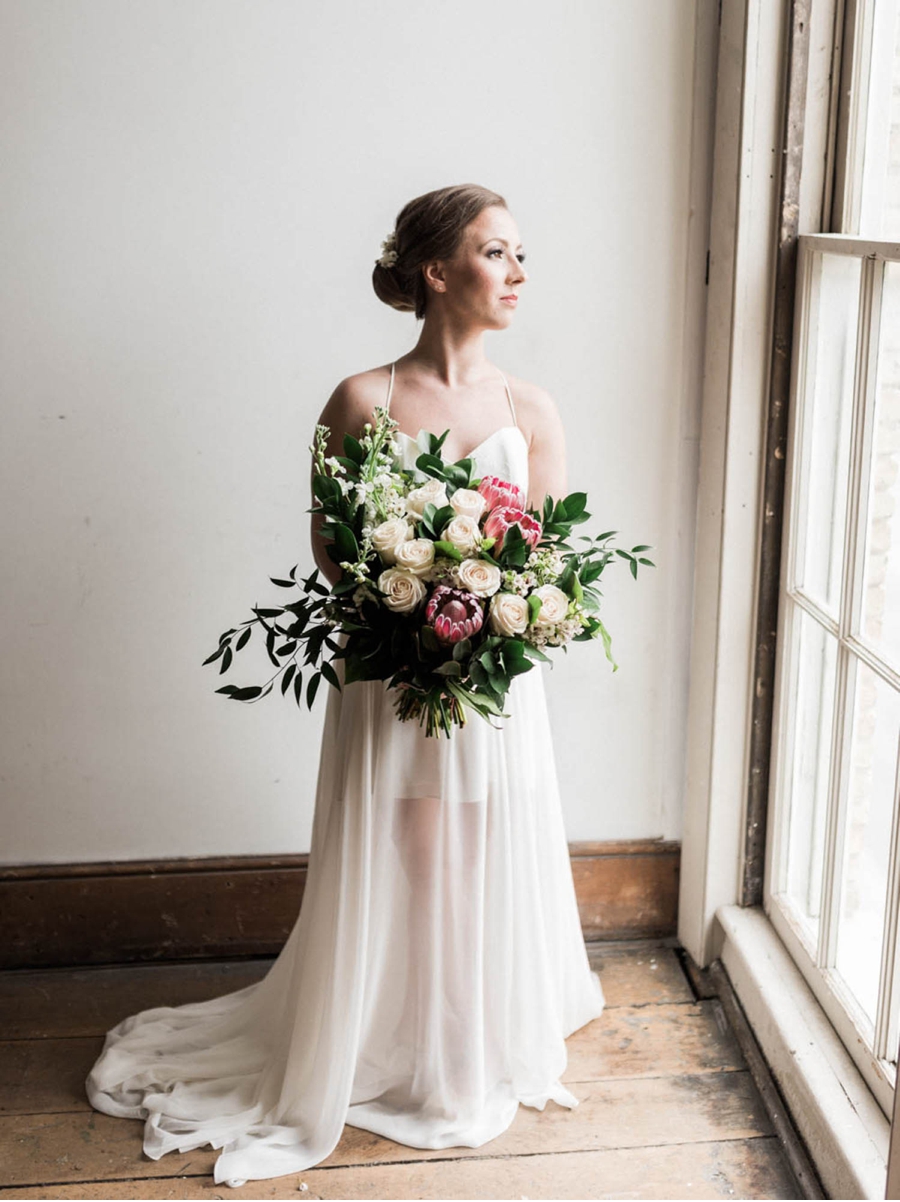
[429,205,528,328]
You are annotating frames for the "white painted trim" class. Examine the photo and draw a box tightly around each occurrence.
[717,903,889,1200]
[678,0,788,964]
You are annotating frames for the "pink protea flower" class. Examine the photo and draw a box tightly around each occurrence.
[483,506,543,551]
[425,585,485,645]
[477,474,525,513]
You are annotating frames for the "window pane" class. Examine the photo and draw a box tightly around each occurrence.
[861,262,900,671]
[785,608,838,945]
[835,660,900,1029]
[864,0,900,239]
[796,254,860,614]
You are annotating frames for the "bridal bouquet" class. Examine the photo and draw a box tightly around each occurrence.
[205,405,654,736]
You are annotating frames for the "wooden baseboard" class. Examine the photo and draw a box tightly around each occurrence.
[0,839,679,969]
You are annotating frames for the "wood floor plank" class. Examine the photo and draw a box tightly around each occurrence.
[566,1001,744,1081]
[0,1139,800,1199]
[0,1072,772,1187]
[0,962,271,1040]
[0,999,740,1118]
[587,944,692,1006]
[0,948,689,1044]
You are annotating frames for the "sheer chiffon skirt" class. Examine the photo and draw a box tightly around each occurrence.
[85,662,605,1186]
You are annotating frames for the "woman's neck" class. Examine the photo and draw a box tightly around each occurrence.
[403,321,490,389]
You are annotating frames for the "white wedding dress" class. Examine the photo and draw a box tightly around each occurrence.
[85,363,606,1187]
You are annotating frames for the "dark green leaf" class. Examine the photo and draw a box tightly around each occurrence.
[306,672,322,709]
[320,660,342,691]
[219,646,233,674]
[202,644,227,666]
[281,662,297,695]
[236,627,252,651]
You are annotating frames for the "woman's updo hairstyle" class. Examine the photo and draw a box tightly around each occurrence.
[372,183,507,320]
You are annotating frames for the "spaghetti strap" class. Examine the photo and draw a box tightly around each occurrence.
[499,371,517,427]
[385,362,395,414]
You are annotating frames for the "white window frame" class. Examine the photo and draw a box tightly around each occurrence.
[678,1,893,1195]
[765,232,900,1120]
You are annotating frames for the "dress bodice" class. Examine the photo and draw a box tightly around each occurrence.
[385,361,529,494]
[393,426,529,495]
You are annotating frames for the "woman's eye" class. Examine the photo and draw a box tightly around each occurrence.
[487,248,527,262]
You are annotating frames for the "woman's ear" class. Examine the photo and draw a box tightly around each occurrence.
[422,260,447,293]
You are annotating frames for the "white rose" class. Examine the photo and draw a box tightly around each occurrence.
[531,583,569,625]
[488,591,530,636]
[371,517,414,564]
[442,514,481,556]
[449,488,486,522]
[377,567,427,614]
[405,477,449,519]
[456,558,502,598]
[394,538,435,576]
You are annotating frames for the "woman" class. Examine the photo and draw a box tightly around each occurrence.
[85,183,605,1189]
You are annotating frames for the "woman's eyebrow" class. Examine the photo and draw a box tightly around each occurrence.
[479,238,525,250]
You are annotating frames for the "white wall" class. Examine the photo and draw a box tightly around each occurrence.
[0,0,714,863]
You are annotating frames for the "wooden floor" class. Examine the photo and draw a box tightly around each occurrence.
[0,942,803,1200]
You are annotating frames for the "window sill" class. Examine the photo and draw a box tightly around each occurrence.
[716,904,889,1200]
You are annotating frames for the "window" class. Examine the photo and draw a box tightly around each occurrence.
[767,234,900,1115]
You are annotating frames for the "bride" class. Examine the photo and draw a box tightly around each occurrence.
[85,182,605,1189]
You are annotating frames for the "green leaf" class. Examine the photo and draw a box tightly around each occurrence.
[469,660,489,687]
[276,641,298,657]
[527,594,543,623]
[523,642,551,663]
[630,558,638,579]
[563,491,587,517]
[333,524,360,563]
[631,544,652,552]
[236,627,252,651]
[281,663,297,695]
[202,644,227,666]
[320,660,342,691]
[269,576,296,588]
[306,672,322,709]
[596,616,618,670]
[294,669,304,705]
[452,637,472,662]
[342,433,365,464]
[434,660,463,676]
[433,540,462,561]
[638,557,655,566]
[219,646,233,674]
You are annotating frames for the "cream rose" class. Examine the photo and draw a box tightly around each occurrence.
[405,477,449,519]
[377,567,427,613]
[488,591,529,636]
[371,517,414,564]
[394,538,435,577]
[442,514,481,556]
[531,583,570,625]
[449,487,487,522]
[456,558,502,598]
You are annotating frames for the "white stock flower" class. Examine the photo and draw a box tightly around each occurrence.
[394,537,436,576]
[405,477,449,519]
[377,567,427,613]
[456,558,502,598]
[442,514,481,556]
[449,488,486,522]
[371,517,414,564]
[531,583,569,625]
[488,591,530,636]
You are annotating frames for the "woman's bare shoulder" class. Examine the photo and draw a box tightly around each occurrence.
[502,372,564,443]
[318,364,393,431]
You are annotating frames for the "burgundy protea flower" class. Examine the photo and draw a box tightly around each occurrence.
[477,474,525,513]
[425,585,485,645]
[483,506,543,551]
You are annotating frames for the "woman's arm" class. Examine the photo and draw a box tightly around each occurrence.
[522,386,568,514]
[309,377,373,588]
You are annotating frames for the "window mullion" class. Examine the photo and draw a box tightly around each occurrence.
[817,255,879,968]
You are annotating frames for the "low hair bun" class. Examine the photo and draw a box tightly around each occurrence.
[371,183,506,320]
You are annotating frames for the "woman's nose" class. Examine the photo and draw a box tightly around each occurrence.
[509,258,527,284]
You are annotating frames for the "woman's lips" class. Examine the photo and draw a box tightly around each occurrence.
[500,296,518,305]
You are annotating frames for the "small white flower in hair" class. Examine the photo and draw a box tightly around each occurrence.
[377,232,399,268]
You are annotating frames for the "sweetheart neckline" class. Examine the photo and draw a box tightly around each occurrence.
[395,424,527,462]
